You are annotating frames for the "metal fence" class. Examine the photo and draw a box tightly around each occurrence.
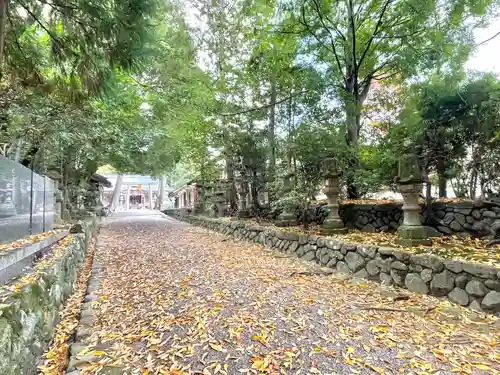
[0,157,54,244]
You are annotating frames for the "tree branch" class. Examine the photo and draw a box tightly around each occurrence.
[476,30,500,46]
[372,69,399,81]
[357,0,392,69]
[360,42,403,87]
[221,90,309,117]
[16,0,64,50]
[348,0,357,84]
[311,0,346,41]
[301,0,345,85]
[298,2,334,55]
[374,28,425,40]
[7,12,31,66]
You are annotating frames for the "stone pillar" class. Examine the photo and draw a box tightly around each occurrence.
[148,185,153,209]
[396,153,430,246]
[276,171,297,227]
[320,157,347,235]
[236,178,249,218]
[126,185,131,210]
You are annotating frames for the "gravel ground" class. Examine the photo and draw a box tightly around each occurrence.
[76,211,500,375]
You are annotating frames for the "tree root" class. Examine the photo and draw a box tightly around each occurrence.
[485,239,500,247]
[290,270,335,277]
[359,305,437,315]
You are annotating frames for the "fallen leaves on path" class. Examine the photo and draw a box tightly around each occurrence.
[71,216,499,375]
[38,235,96,375]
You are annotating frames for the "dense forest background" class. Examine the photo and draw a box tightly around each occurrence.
[1,0,500,213]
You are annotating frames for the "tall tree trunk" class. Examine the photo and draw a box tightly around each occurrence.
[108,174,123,211]
[438,174,447,198]
[268,77,276,184]
[422,168,432,214]
[479,177,486,200]
[62,158,71,220]
[344,0,360,199]
[0,0,8,80]
[436,159,447,197]
[224,152,237,210]
[156,176,165,210]
[303,200,310,230]
[13,138,22,162]
[345,92,360,199]
[251,169,260,209]
[208,0,237,212]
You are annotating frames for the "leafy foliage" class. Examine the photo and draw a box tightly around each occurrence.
[2,0,500,218]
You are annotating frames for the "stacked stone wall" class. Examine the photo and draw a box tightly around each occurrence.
[165,210,500,315]
[0,218,97,375]
[341,200,500,235]
[265,200,500,236]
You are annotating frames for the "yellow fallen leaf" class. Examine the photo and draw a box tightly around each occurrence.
[251,359,264,370]
[209,343,226,352]
[471,363,491,370]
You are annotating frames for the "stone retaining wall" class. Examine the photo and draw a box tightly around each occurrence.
[340,200,500,235]
[251,200,500,236]
[0,218,97,375]
[165,210,500,316]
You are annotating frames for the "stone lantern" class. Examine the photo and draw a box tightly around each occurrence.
[0,184,17,218]
[193,183,203,215]
[236,176,250,218]
[214,180,227,218]
[202,183,213,216]
[46,170,63,223]
[276,171,297,227]
[320,157,347,235]
[396,153,431,246]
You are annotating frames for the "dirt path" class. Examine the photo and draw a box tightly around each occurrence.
[70,211,500,375]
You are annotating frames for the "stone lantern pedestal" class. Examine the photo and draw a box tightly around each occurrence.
[396,154,431,247]
[320,158,347,235]
[214,193,226,217]
[276,172,297,227]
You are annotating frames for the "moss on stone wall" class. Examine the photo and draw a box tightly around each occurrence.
[0,218,97,375]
